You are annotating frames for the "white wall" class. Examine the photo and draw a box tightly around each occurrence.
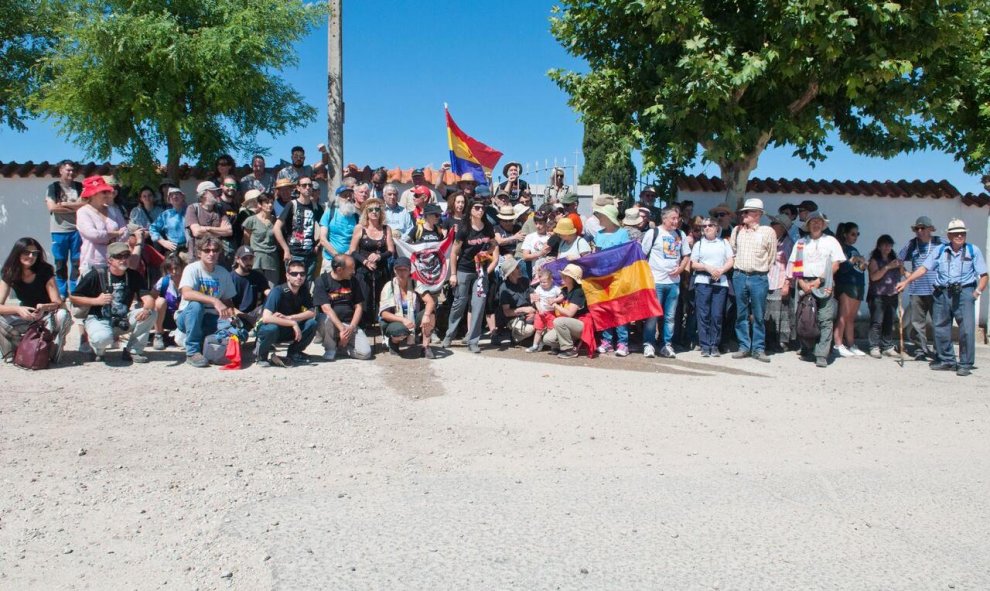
[678,190,990,326]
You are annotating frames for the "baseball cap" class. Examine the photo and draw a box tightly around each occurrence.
[393,256,412,269]
[107,242,130,258]
[235,245,254,259]
[413,185,431,196]
[196,181,219,195]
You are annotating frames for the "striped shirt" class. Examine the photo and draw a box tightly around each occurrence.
[731,224,778,273]
[898,237,942,296]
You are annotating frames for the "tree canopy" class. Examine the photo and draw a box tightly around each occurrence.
[0,0,57,131]
[579,120,637,201]
[34,0,326,180]
[550,0,990,203]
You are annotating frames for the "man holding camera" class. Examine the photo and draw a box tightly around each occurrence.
[70,242,157,363]
[896,219,988,377]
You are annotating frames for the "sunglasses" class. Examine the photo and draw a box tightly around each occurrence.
[298,182,312,187]
[287,271,306,277]
[715,212,729,218]
[223,183,237,189]
[702,224,714,228]
[109,253,130,260]
[22,250,41,257]
[366,207,381,212]
[471,204,484,210]
[201,248,221,254]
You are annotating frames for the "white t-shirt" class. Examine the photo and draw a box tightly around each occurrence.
[788,235,846,278]
[557,236,591,260]
[641,227,690,284]
[533,284,562,313]
[691,238,734,286]
[177,261,237,314]
[521,231,551,256]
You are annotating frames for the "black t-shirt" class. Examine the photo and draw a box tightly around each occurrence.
[414,225,444,244]
[441,216,461,231]
[456,224,495,273]
[562,285,587,318]
[217,199,240,250]
[494,224,520,255]
[263,283,313,316]
[313,273,363,323]
[10,265,55,308]
[499,278,532,312]
[231,269,269,312]
[73,268,146,320]
[278,199,320,256]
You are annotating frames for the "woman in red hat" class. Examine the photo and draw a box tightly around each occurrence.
[76,175,132,275]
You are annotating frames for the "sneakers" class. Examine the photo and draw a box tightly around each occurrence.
[659,344,676,359]
[615,344,629,357]
[848,345,867,357]
[468,343,481,354]
[152,333,165,351]
[557,348,578,359]
[868,348,882,359]
[930,361,956,371]
[956,367,972,377]
[883,348,900,358]
[597,342,614,355]
[122,350,148,364]
[322,349,337,362]
[700,350,710,358]
[185,353,208,368]
[643,344,656,358]
[710,350,721,358]
[731,350,750,359]
[440,337,452,349]
[815,356,828,368]
[526,343,542,353]
[173,330,186,348]
[752,351,770,363]
[835,345,855,358]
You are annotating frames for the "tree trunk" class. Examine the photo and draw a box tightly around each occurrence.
[165,130,181,183]
[717,131,771,209]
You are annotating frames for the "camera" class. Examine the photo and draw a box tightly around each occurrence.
[110,316,131,332]
[948,283,962,297]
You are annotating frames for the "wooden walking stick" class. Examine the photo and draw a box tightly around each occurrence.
[897,294,906,367]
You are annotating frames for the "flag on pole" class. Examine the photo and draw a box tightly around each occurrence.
[543,242,662,330]
[445,105,503,186]
[394,231,457,293]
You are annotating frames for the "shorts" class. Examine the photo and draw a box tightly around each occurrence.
[534,311,557,331]
[835,283,865,301]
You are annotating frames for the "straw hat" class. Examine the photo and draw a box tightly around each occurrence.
[274,177,297,189]
[500,256,521,278]
[496,205,517,221]
[946,219,967,234]
[737,198,765,212]
[709,202,733,216]
[458,172,477,185]
[560,264,583,284]
[621,207,641,227]
[554,217,578,236]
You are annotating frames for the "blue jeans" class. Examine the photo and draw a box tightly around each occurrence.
[932,286,976,369]
[255,317,318,358]
[732,272,769,353]
[600,324,628,347]
[176,301,219,356]
[51,231,82,297]
[644,283,679,348]
[694,282,728,352]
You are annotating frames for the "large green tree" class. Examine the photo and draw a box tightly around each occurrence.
[550,1,990,204]
[579,120,637,200]
[0,0,58,131]
[34,0,326,180]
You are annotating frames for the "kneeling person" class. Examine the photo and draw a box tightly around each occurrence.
[70,242,156,363]
[255,259,318,367]
[379,257,438,358]
[175,237,237,368]
[314,254,371,360]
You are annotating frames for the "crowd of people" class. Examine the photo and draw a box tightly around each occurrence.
[0,153,986,378]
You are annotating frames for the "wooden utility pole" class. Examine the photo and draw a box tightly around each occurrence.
[327,0,343,190]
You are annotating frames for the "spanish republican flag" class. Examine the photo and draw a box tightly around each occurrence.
[546,242,662,330]
[445,105,502,186]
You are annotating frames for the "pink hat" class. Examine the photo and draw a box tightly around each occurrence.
[80,175,115,199]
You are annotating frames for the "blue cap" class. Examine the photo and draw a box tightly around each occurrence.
[335,186,353,196]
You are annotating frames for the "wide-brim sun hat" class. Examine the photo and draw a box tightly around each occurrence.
[275,177,297,189]
[911,216,935,230]
[502,161,522,177]
[621,207,641,227]
[737,197,765,212]
[496,205,517,220]
[709,202,733,216]
[802,211,830,231]
[560,193,578,205]
[946,219,967,234]
[593,204,620,226]
[458,172,477,184]
[561,264,583,284]
[553,217,577,236]
[80,175,115,199]
[243,189,262,209]
[769,214,792,232]
[500,256,520,277]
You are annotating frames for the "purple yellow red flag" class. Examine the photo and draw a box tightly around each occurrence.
[445,105,502,186]
[544,242,662,331]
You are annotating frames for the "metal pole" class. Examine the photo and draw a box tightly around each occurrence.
[327,0,344,191]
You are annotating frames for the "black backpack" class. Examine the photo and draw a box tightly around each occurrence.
[795,293,820,343]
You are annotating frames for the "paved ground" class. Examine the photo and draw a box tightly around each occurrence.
[1,337,988,590]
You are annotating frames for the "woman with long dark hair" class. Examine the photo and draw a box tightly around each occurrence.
[833,222,867,357]
[0,237,72,362]
[866,234,903,358]
[441,199,497,352]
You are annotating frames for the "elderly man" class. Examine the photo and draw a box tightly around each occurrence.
[185,181,232,263]
[240,155,274,194]
[150,187,189,254]
[69,242,157,363]
[765,214,795,352]
[174,237,237,367]
[255,259,318,367]
[729,198,778,363]
[45,159,85,297]
[382,183,414,239]
[273,176,321,281]
[897,219,988,377]
[379,256,438,358]
[400,168,441,211]
[789,212,845,368]
[314,254,371,361]
[272,177,296,217]
[319,187,359,265]
[641,206,691,358]
[898,216,943,360]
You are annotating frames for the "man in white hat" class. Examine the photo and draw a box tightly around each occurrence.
[896,219,987,377]
[897,215,943,360]
[185,181,232,262]
[788,212,845,368]
[729,198,778,362]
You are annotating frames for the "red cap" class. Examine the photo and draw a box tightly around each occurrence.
[413,185,431,196]
[80,175,115,199]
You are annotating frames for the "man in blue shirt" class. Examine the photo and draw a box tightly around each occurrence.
[897,219,988,376]
[898,216,943,360]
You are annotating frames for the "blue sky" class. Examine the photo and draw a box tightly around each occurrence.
[0,0,983,195]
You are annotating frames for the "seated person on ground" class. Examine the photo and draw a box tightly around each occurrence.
[379,256,437,359]
[314,254,371,361]
[255,259,318,368]
[175,237,237,368]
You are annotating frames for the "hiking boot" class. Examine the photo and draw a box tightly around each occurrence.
[752,351,770,363]
[152,333,165,351]
[731,350,750,359]
[186,353,208,368]
[557,348,578,359]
